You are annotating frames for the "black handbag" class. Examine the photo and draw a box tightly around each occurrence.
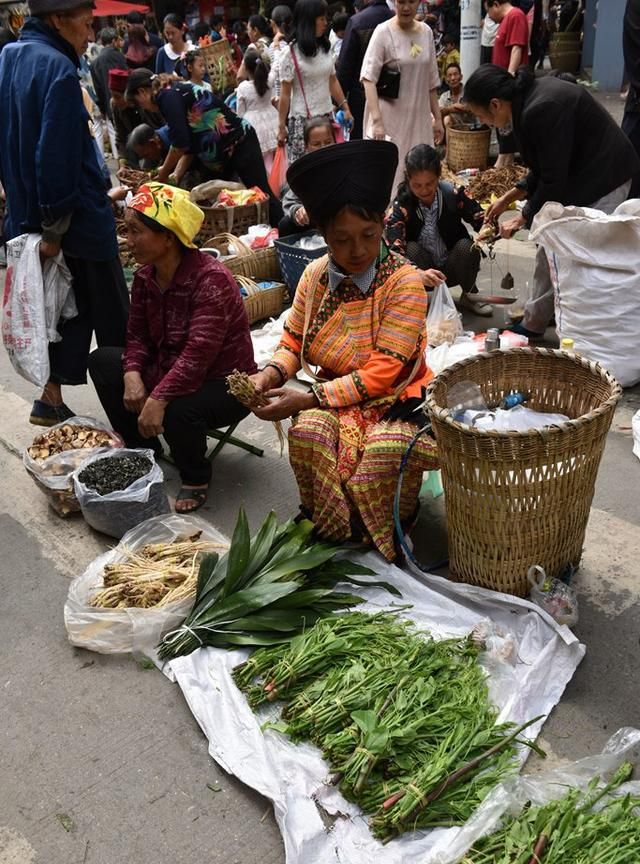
[376,65,401,100]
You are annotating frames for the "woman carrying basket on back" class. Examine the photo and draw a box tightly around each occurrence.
[249,140,438,562]
[277,0,353,163]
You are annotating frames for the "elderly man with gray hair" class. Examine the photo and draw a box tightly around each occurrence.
[0,0,129,425]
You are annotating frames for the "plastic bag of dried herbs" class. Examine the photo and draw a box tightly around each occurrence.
[73,448,170,539]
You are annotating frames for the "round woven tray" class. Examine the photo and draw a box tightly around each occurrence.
[424,348,622,596]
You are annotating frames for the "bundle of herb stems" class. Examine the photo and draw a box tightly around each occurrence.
[157,510,400,660]
[233,611,542,842]
[464,761,639,864]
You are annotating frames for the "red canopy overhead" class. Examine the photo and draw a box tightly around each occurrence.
[93,0,149,16]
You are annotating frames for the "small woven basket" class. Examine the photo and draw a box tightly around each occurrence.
[199,38,237,92]
[196,200,270,245]
[274,230,328,298]
[237,275,287,325]
[445,126,491,173]
[424,348,621,596]
[202,233,282,281]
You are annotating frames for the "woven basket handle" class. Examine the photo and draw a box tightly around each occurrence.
[209,233,253,256]
[236,275,260,297]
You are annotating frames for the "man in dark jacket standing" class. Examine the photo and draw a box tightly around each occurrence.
[90,27,127,162]
[0,0,129,425]
[337,0,392,139]
[90,26,127,158]
[623,0,640,197]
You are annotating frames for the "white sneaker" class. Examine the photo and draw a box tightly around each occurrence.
[459,293,493,317]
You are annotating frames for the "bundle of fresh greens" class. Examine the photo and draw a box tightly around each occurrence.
[233,611,541,842]
[464,762,639,864]
[157,510,400,660]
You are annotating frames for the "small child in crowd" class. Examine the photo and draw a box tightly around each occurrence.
[236,48,279,171]
[278,116,335,236]
[184,49,212,94]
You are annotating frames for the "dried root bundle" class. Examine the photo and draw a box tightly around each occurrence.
[91,532,228,609]
[226,370,286,453]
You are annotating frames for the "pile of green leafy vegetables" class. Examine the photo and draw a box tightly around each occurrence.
[233,610,542,842]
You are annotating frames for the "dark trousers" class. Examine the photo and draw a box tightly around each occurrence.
[228,127,284,228]
[348,86,365,140]
[406,238,481,294]
[88,347,250,485]
[49,256,129,385]
[622,109,640,198]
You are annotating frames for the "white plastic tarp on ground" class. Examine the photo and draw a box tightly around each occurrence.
[168,553,585,864]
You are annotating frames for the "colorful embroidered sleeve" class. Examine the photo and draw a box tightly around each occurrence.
[313,267,427,408]
[268,261,312,380]
[384,198,409,255]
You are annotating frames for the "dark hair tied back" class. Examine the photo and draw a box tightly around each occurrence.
[464,63,533,108]
[397,144,441,206]
[244,47,270,97]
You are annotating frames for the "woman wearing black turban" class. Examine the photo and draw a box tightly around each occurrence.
[248,140,438,561]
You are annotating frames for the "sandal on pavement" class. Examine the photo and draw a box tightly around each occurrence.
[175,486,209,513]
[30,400,75,427]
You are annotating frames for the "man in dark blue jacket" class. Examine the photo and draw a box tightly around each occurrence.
[0,0,129,425]
[336,0,392,139]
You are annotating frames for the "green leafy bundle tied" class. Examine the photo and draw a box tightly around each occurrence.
[233,612,543,842]
[465,762,638,864]
[157,510,401,660]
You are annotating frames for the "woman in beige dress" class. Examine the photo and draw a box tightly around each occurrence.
[361,0,444,193]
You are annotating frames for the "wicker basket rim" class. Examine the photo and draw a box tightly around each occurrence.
[424,346,622,438]
[446,126,491,138]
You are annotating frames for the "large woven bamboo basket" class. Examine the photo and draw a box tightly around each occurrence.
[202,233,282,281]
[446,126,491,173]
[200,39,237,92]
[195,200,270,245]
[236,275,287,325]
[424,348,621,597]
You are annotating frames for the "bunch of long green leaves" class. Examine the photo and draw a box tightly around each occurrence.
[157,511,400,660]
[465,762,639,864]
[233,612,541,841]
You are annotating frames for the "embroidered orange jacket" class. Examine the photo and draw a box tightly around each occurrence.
[269,251,433,409]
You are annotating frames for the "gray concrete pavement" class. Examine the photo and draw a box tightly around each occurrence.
[1,226,639,864]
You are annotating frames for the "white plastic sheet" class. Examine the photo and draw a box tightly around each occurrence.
[64,514,227,663]
[433,726,640,864]
[169,553,585,864]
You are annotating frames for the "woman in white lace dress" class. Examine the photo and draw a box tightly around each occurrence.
[276,0,352,163]
[236,48,280,172]
[361,0,444,193]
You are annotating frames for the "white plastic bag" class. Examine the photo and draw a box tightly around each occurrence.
[633,409,640,461]
[2,233,75,386]
[426,283,464,347]
[530,201,640,387]
[64,514,228,661]
[73,448,170,538]
[432,727,640,864]
[24,416,124,516]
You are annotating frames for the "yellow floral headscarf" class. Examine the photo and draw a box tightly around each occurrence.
[128,183,204,249]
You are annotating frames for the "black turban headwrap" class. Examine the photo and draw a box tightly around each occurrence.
[286,140,399,226]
